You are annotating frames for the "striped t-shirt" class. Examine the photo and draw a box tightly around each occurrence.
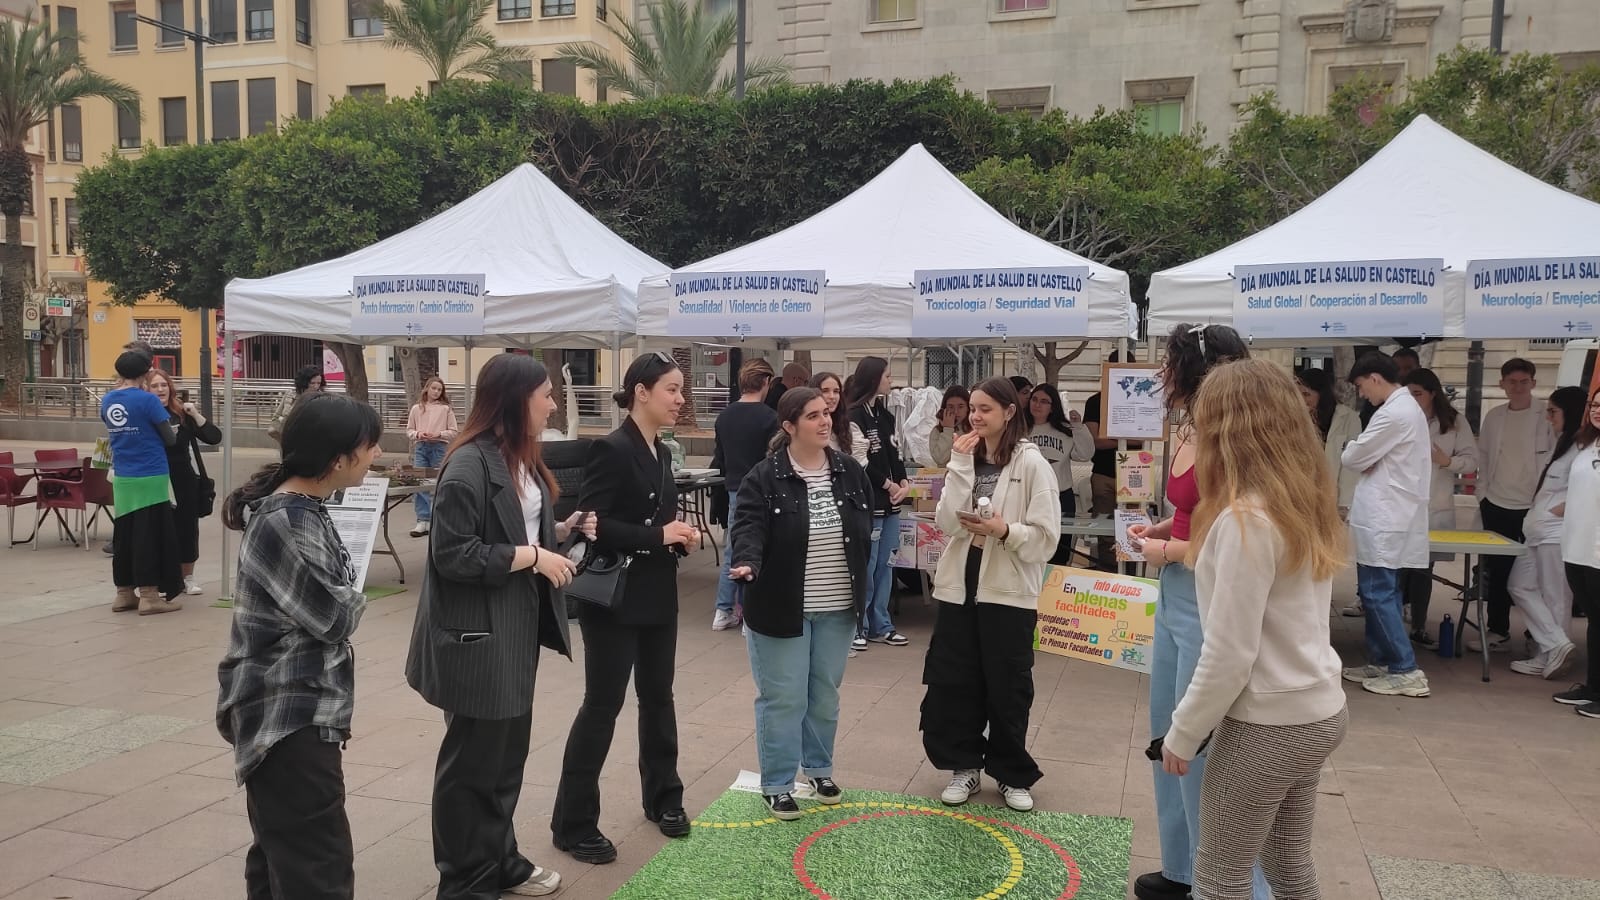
[793,456,854,613]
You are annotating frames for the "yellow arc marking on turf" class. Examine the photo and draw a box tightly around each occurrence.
[692,801,1027,899]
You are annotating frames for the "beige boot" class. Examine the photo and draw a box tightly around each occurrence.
[112,587,138,612]
[137,587,182,616]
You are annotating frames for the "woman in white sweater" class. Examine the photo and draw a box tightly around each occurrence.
[922,377,1060,813]
[1295,368,1361,513]
[1399,368,1478,647]
[1156,358,1348,900]
[1025,384,1094,515]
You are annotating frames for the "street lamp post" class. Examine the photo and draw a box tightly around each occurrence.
[132,8,219,419]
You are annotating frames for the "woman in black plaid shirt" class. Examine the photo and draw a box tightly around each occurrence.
[216,393,383,900]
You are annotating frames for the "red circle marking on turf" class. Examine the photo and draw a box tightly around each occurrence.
[788,808,1083,900]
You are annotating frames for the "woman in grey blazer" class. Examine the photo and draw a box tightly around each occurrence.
[405,355,590,900]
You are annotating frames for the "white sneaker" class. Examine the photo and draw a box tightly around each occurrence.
[503,865,561,896]
[1341,603,1365,617]
[1342,664,1385,684]
[711,609,737,631]
[1510,658,1547,677]
[183,578,203,596]
[1402,606,1412,624]
[1544,642,1578,681]
[1465,633,1511,653]
[997,783,1034,812]
[1363,670,1431,698]
[409,521,430,537]
[941,769,981,806]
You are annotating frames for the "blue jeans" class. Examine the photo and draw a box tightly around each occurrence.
[746,610,856,795]
[860,512,899,639]
[1150,564,1272,898]
[1358,565,1417,674]
[716,490,741,613]
[412,441,447,521]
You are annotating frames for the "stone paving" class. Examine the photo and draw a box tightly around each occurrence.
[1,440,1598,899]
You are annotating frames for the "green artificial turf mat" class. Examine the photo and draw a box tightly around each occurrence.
[613,787,1132,900]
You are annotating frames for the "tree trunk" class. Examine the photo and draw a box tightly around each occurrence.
[1333,346,1357,407]
[545,349,568,433]
[1033,340,1090,387]
[793,349,813,377]
[673,346,697,429]
[327,342,369,403]
[0,146,31,410]
[1017,342,1037,383]
[396,346,422,404]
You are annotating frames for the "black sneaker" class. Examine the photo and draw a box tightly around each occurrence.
[1577,701,1600,720]
[809,777,842,805]
[1410,630,1438,650]
[1553,684,1600,706]
[1133,871,1192,900]
[765,792,803,821]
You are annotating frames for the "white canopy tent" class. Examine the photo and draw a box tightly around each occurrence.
[1148,115,1600,342]
[635,143,1137,348]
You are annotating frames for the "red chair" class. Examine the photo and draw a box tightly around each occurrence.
[0,451,37,547]
[33,448,81,477]
[34,454,89,550]
[83,465,115,540]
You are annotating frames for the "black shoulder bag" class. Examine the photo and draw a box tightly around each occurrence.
[565,455,669,610]
[187,419,217,518]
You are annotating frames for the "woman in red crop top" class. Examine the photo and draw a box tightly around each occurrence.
[1126,324,1271,900]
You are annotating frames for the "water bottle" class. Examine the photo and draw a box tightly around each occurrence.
[1437,614,1455,659]
[977,496,994,520]
[660,429,685,475]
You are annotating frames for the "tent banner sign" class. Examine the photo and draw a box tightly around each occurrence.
[350,274,486,337]
[1232,259,1444,339]
[1464,257,1600,339]
[911,266,1090,339]
[667,271,825,337]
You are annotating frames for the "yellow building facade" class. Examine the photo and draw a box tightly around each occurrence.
[32,0,623,379]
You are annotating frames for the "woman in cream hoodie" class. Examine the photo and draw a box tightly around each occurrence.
[1156,359,1348,900]
[922,377,1060,814]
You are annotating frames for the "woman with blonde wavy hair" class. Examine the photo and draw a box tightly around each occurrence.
[1154,358,1349,900]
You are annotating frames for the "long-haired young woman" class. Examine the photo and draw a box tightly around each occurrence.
[1295,367,1361,514]
[844,356,910,650]
[552,352,701,864]
[928,385,970,467]
[728,387,874,818]
[810,371,848,452]
[1026,383,1094,562]
[1126,324,1269,900]
[1159,358,1348,900]
[147,368,222,596]
[406,354,583,899]
[711,358,779,631]
[923,377,1061,813]
[217,393,384,900]
[1400,368,1478,647]
[407,374,459,538]
[1552,386,1600,717]
[1509,386,1588,679]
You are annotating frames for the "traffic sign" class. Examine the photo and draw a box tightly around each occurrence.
[44,296,72,317]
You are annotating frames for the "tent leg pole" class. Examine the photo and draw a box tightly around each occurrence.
[220,330,235,600]
[464,342,474,411]
[611,338,623,428]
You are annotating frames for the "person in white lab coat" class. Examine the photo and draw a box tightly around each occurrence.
[1399,368,1478,649]
[1340,352,1433,698]
[1296,368,1362,517]
[1507,386,1587,679]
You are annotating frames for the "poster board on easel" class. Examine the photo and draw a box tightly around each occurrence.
[1098,362,1166,442]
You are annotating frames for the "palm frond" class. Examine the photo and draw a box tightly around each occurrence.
[0,12,138,147]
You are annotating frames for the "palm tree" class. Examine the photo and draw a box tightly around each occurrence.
[557,0,790,100]
[378,0,529,86]
[0,13,137,406]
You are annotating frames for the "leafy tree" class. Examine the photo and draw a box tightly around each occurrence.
[557,0,789,100]
[378,0,529,86]
[0,12,136,404]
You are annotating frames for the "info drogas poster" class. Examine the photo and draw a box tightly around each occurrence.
[1464,257,1600,339]
[911,267,1091,339]
[1232,259,1444,339]
[349,274,486,337]
[667,271,825,338]
[1034,566,1158,675]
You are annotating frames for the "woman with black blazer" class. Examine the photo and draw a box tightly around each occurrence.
[147,369,222,596]
[405,355,587,900]
[551,351,701,865]
[844,356,910,651]
[729,387,873,819]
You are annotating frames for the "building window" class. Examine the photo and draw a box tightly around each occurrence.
[246,0,274,40]
[596,0,606,21]
[49,198,59,255]
[1327,64,1403,126]
[596,81,606,102]
[348,0,383,36]
[65,199,79,253]
[704,0,733,16]
[347,84,385,99]
[988,86,1050,118]
[212,80,241,140]
[247,78,277,135]
[297,80,313,118]
[57,6,77,56]
[542,59,577,95]
[158,0,185,45]
[295,0,310,42]
[21,184,31,217]
[112,2,138,50]
[1128,77,1193,137]
[61,104,83,161]
[498,59,533,84]
[998,0,1048,7]
[210,0,238,41]
[499,0,532,20]
[116,102,142,149]
[541,0,575,16]
[160,97,187,145]
[870,0,915,23]
[46,110,55,162]
[135,320,185,375]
